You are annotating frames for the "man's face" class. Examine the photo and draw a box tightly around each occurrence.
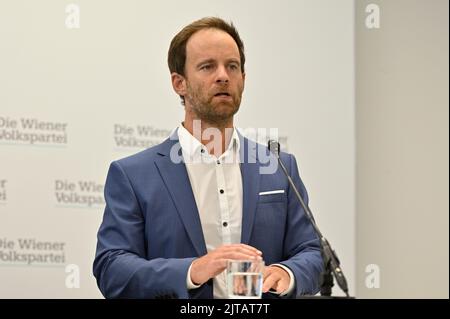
[181,28,245,125]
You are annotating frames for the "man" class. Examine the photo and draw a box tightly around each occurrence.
[93,17,322,299]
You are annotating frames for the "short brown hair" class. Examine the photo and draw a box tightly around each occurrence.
[168,17,246,76]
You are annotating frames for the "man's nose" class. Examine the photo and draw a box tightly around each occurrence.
[215,65,229,83]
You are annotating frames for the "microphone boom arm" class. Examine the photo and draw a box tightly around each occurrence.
[268,140,350,297]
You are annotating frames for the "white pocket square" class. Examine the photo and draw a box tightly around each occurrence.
[259,190,285,195]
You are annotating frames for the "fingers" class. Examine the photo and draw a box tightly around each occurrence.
[232,243,262,256]
[215,244,263,260]
[219,243,262,255]
[221,251,263,261]
[262,271,280,293]
[190,244,264,286]
[233,275,246,295]
[262,266,289,293]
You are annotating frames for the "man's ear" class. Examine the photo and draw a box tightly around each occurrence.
[171,72,186,96]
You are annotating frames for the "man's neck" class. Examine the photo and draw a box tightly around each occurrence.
[182,118,234,157]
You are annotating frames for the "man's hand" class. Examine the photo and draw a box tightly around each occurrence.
[190,244,262,286]
[262,265,290,294]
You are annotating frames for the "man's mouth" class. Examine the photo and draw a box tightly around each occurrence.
[214,92,231,97]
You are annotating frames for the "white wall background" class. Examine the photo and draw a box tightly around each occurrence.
[355,0,449,298]
[0,0,355,298]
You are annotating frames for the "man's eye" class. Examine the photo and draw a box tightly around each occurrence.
[200,65,212,70]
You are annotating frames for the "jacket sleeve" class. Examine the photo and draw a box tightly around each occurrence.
[93,161,195,298]
[278,154,323,297]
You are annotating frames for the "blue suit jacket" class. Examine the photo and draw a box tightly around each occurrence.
[93,130,323,299]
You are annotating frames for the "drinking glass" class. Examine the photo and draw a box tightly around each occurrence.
[226,259,264,299]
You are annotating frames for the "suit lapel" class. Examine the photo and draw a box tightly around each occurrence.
[154,136,207,256]
[153,130,262,252]
[239,133,261,244]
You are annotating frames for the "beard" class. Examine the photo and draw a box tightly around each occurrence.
[184,82,243,126]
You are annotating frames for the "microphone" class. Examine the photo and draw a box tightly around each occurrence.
[267,140,350,297]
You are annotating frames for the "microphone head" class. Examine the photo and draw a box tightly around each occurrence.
[267,140,280,155]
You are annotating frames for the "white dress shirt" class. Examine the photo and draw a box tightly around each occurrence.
[178,124,295,298]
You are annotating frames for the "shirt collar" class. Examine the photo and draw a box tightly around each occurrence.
[178,123,240,161]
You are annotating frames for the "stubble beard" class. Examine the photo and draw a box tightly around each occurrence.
[185,82,243,128]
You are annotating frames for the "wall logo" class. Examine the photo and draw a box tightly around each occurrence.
[0,237,66,266]
[55,180,105,209]
[113,124,171,150]
[0,179,6,203]
[0,116,68,147]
